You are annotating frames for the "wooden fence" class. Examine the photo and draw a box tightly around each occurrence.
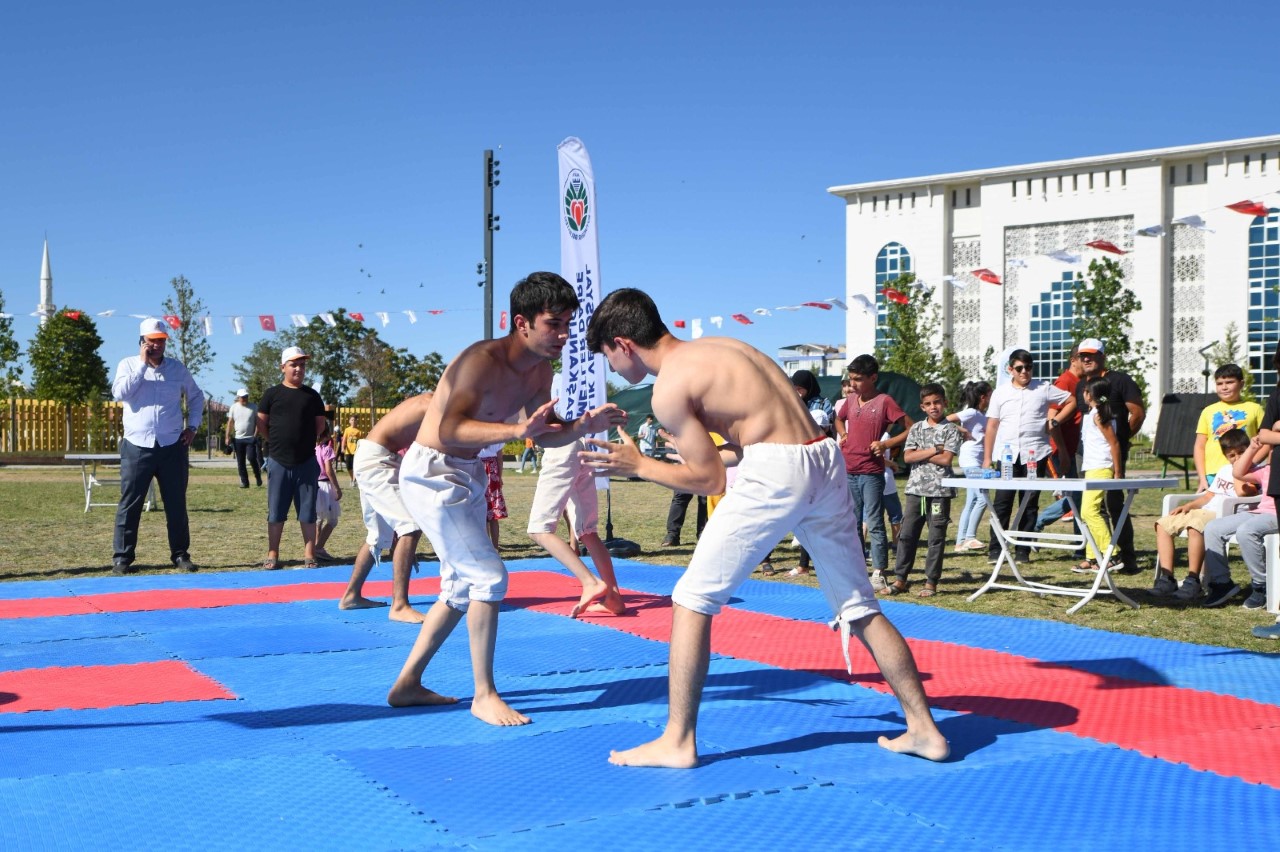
[1,399,230,455]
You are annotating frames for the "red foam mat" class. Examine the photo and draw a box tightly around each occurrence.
[507,571,1280,787]
[0,660,236,713]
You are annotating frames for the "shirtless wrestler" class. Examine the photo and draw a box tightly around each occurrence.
[581,287,950,766]
[339,391,434,623]
[386,272,627,726]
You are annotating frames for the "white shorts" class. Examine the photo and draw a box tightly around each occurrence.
[354,440,418,553]
[400,443,507,610]
[675,439,882,622]
[316,480,342,526]
[526,439,600,536]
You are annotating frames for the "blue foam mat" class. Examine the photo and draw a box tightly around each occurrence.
[0,634,169,673]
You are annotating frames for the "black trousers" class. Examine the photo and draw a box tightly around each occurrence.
[234,437,262,487]
[894,494,951,584]
[114,439,190,564]
[666,491,707,541]
[987,457,1048,558]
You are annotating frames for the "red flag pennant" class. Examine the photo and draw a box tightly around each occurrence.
[428,310,445,315]
[163,315,182,329]
[883,288,909,305]
[673,319,686,328]
[259,315,276,332]
[63,310,82,320]
[801,301,833,310]
[1227,199,1271,217]
[1085,240,1125,255]
[731,313,753,325]
[972,268,1002,285]
[349,312,365,322]
[499,310,508,331]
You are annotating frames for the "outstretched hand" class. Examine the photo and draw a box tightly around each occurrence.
[581,402,628,436]
[581,430,644,478]
[520,398,565,440]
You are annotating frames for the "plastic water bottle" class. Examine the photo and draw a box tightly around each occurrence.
[1001,444,1014,480]
[1026,447,1038,480]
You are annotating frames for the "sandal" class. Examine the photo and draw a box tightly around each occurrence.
[1072,560,1100,574]
[786,566,812,577]
[261,557,281,570]
[878,579,909,596]
[300,559,320,569]
[758,561,779,576]
[916,583,937,598]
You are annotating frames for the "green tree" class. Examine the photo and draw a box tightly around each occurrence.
[349,335,398,415]
[232,339,284,403]
[874,274,967,393]
[160,275,215,379]
[392,348,446,400]
[28,308,110,450]
[1072,258,1156,402]
[1206,321,1254,401]
[0,288,21,397]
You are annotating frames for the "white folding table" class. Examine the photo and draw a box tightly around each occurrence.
[65,454,157,514]
[942,475,1175,614]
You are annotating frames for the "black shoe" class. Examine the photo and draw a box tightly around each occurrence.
[1203,581,1241,608]
[112,559,136,575]
[174,556,198,573]
[1014,549,1031,562]
[239,483,250,489]
[1242,587,1268,610]
[661,537,679,547]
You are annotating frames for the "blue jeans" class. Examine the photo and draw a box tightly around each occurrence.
[955,466,989,543]
[848,472,888,570]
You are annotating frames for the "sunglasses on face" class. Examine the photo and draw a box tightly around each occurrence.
[1010,365,1032,373]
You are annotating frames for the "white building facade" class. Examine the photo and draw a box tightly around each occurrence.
[829,135,1280,430]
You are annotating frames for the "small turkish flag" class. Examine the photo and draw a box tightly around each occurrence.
[428,310,445,315]
[802,302,833,310]
[1228,200,1271,217]
[883,288,909,305]
[1085,240,1125,255]
[259,315,276,332]
[63,310,82,320]
[972,268,1002,285]
[163,315,182,329]
[673,320,686,328]
[499,311,508,330]
[731,313,753,325]
[349,312,365,323]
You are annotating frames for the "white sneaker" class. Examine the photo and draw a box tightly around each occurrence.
[869,570,888,592]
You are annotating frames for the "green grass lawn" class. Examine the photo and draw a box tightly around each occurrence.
[2,464,1275,653]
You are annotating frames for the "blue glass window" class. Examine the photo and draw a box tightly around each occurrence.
[1029,271,1079,380]
[1247,208,1280,398]
[874,243,912,351]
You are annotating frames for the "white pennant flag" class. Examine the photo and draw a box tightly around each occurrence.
[752,308,771,317]
[1134,224,1166,238]
[774,305,801,312]
[849,294,874,314]
[231,316,243,335]
[1173,214,1214,232]
[691,318,703,339]
[0,312,11,319]
[710,316,723,328]
[202,316,213,337]
[320,312,336,327]
[912,279,934,292]
[1046,250,1082,264]
[403,309,417,324]
[376,311,390,327]
[97,309,116,317]
[826,298,848,310]
[291,314,309,328]
[1007,258,1029,269]
[942,275,967,290]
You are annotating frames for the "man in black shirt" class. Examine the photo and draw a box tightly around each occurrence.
[257,345,327,569]
[1075,338,1146,572]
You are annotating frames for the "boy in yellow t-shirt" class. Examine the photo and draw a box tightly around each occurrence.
[341,416,364,487]
[1195,364,1264,492]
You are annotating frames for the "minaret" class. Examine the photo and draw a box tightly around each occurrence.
[37,239,54,325]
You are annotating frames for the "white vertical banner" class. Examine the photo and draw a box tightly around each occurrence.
[557,136,609,489]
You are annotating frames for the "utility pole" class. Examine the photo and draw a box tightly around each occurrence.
[479,149,500,339]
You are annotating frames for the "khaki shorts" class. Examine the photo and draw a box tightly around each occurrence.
[526,439,601,536]
[1155,508,1217,536]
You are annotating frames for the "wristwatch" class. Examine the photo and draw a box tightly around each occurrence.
[1048,418,1058,428]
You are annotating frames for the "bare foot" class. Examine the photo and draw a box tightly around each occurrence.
[387,682,459,708]
[608,735,699,768]
[471,692,530,726]
[570,577,609,618]
[585,590,628,616]
[389,605,426,624]
[877,729,950,762]
[340,595,388,611]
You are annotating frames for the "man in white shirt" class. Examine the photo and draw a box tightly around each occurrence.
[110,318,205,574]
[224,389,262,488]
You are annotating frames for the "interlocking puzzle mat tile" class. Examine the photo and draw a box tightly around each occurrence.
[0,753,444,850]
[335,721,814,839]
[0,660,234,713]
[141,620,402,661]
[0,634,167,673]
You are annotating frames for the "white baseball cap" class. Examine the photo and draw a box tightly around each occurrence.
[1078,337,1105,355]
[235,388,249,398]
[280,345,309,365]
[139,318,169,339]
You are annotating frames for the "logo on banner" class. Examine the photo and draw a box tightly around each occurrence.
[563,169,591,241]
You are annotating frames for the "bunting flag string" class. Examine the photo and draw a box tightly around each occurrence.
[731,313,752,325]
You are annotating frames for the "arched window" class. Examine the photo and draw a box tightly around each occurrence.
[1247,209,1280,399]
[1029,272,1079,380]
[875,242,912,351]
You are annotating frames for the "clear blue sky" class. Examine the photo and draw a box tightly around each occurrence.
[1,0,1273,402]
